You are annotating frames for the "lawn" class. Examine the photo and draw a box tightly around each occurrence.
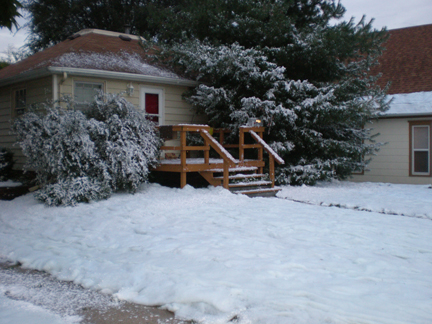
[1,181,431,324]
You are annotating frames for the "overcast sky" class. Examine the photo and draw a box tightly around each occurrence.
[1,0,432,60]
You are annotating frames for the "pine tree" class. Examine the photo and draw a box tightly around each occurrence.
[151,0,389,185]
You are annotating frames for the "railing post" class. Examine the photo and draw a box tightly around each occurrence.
[180,128,187,188]
[223,161,229,189]
[239,128,245,163]
[269,155,275,188]
[204,138,210,164]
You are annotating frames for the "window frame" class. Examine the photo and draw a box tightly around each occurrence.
[409,120,432,177]
[73,81,104,110]
[140,86,164,125]
[12,88,27,117]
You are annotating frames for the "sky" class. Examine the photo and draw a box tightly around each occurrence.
[0,0,432,60]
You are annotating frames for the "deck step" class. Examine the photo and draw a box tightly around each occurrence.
[229,181,272,188]
[214,173,265,180]
[236,188,281,198]
[205,166,258,173]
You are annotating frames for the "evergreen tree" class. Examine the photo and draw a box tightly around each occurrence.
[0,0,22,30]
[151,0,389,185]
[25,0,170,52]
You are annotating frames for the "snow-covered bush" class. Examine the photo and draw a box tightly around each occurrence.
[86,93,162,192]
[12,94,161,206]
[0,147,14,180]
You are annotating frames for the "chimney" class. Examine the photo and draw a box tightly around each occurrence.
[124,24,131,34]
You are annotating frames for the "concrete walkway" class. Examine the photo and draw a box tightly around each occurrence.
[0,260,189,324]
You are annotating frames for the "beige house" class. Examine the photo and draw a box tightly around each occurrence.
[352,24,432,185]
[0,29,205,169]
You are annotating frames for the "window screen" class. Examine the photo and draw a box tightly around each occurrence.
[74,82,103,109]
[412,125,430,174]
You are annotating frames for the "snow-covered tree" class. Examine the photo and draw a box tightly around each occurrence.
[151,0,389,185]
[12,93,161,206]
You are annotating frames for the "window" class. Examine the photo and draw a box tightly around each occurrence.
[74,81,103,109]
[140,87,164,124]
[14,89,26,116]
[410,121,432,176]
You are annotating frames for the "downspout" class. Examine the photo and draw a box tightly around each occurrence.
[52,74,59,101]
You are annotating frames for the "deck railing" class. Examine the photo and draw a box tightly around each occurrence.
[156,124,284,188]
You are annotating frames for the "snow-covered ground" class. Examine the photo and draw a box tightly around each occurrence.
[1,182,432,324]
[278,180,432,219]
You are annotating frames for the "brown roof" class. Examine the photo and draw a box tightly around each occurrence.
[0,29,180,81]
[373,24,432,95]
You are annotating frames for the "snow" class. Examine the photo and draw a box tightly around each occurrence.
[384,91,432,116]
[0,180,22,188]
[277,180,432,219]
[0,293,78,324]
[45,51,184,79]
[1,182,432,324]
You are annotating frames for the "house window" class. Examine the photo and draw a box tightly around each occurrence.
[74,81,103,109]
[140,87,164,124]
[410,121,432,176]
[14,89,26,116]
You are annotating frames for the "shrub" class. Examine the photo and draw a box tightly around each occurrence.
[12,93,162,206]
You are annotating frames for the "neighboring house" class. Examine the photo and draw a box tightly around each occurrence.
[352,23,432,185]
[0,29,205,169]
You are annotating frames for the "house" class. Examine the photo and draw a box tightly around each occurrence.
[0,29,205,170]
[0,29,283,195]
[352,23,432,185]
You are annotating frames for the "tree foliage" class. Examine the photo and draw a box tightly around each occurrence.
[0,0,22,30]
[150,0,389,185]
[26,0,166,52]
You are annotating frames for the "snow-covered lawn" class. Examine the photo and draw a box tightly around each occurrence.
[278,181,432,219]
[1,182,432,324]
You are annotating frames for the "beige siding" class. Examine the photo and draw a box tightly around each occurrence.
[0,77,52,169]
[59,76,206,125]
[1,74,206,170]
[351,117,432,184]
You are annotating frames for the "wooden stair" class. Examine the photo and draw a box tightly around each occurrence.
[199,166,281,197]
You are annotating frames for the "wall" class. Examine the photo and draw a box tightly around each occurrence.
[351,117,432,184]
[0,77,52,169]
[58,76,206,125]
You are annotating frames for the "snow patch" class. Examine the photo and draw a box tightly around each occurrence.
[48,51,183,79]
[384,91,432,115]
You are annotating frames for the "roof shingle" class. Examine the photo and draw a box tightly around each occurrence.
[373,24,432,95]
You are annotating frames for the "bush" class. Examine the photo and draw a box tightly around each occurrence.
[12,93,162,206]
[0,147,14,181]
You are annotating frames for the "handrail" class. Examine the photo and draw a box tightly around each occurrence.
[200,129,237,189]
[249,130,284,188]
[200,130,237,165]
[249,131,285,165]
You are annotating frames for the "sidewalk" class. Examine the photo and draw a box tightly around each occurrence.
[0,260,188,324]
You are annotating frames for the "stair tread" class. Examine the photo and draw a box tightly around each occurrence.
[236,188,281,194]
[214,173,266,180]
[229,181,272,188]
[204,166,258,173]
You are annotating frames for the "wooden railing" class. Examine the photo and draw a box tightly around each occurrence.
[156,124,284,189]
[248,130,285,187]
[200,129,236,188]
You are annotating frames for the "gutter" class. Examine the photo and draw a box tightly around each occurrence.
[0,66,199,88]
[378,112,432,119]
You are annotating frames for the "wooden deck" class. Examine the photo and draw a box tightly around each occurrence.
[154,124,284,194]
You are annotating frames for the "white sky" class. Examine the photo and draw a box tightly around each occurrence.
[0,0,432,60]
